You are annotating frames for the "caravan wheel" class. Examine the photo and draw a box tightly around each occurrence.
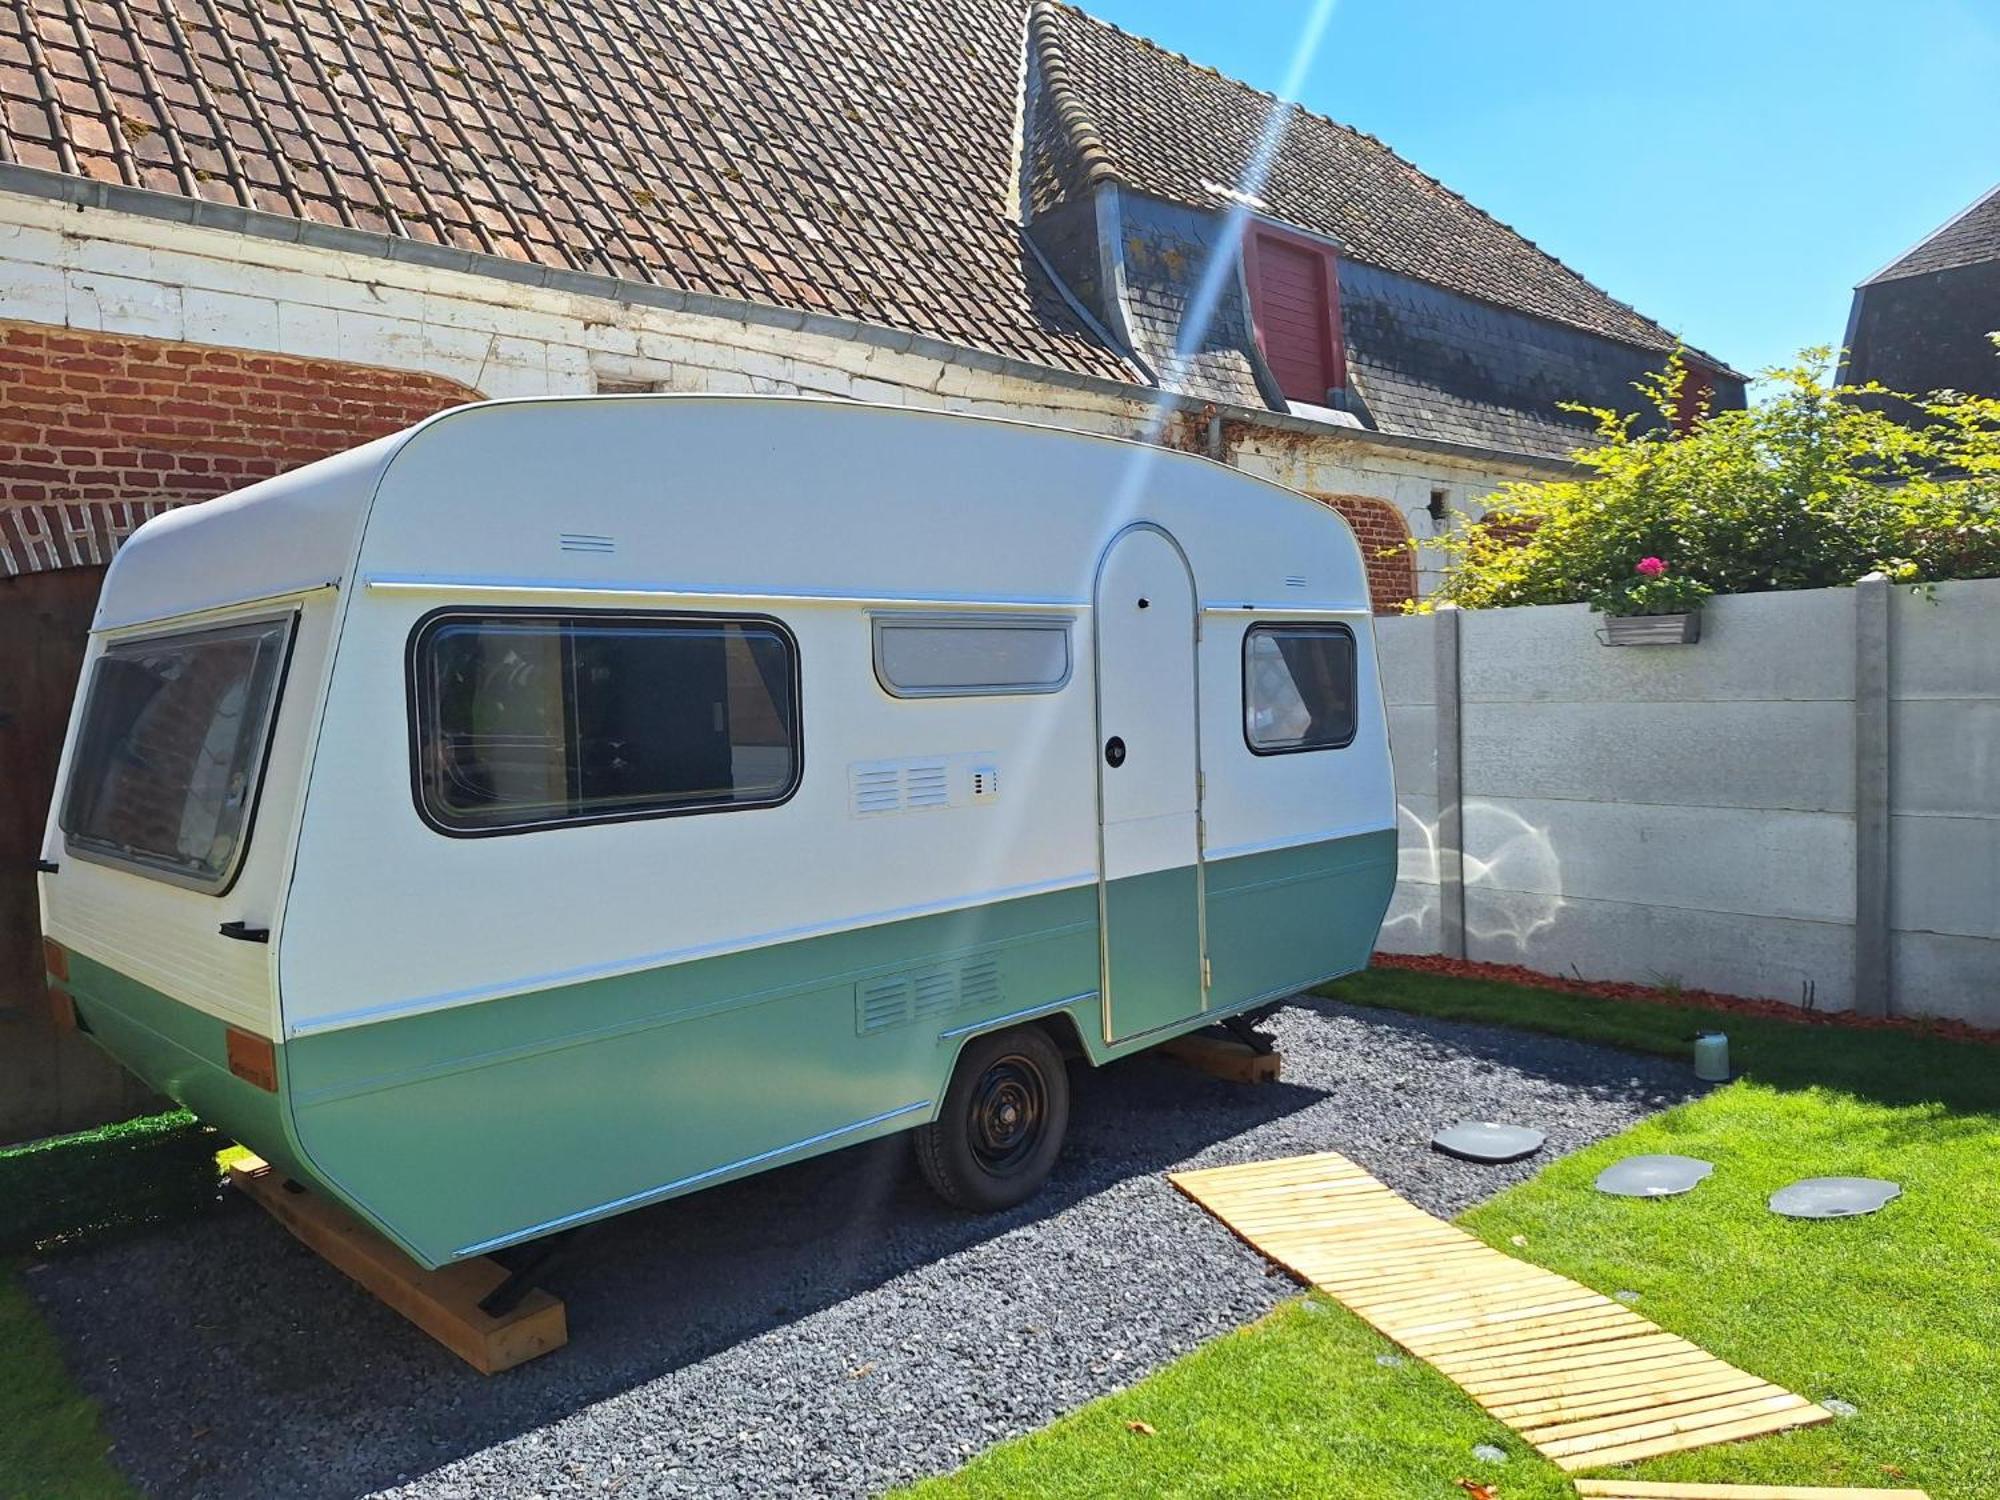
[916,1025,1070,1212]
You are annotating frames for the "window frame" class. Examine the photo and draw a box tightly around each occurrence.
[870,612,1074,700]
[405,605,804,839]
[60,610,300,896]
[1240,620,1359,757]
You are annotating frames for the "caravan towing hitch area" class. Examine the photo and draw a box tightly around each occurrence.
[27,999,1692,1500]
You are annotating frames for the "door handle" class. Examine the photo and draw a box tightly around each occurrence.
[1104,736,1126,768]
[218,921,270,944]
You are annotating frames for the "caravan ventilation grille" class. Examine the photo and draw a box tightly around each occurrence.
[854,956,1005,1035]
[558,532,617,554]
[848,757,960,816]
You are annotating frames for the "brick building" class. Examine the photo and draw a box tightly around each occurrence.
[0,0,1734,1138]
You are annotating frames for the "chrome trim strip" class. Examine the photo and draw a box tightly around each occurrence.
[453,1100,933,1257]
[935,990,1098,1042]
[366,575,1090,613]
[1200,603,1370,618]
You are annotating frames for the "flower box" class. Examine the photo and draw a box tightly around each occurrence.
[1600,610,1702,646]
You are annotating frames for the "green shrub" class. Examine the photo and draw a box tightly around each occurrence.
[0,1112,223,1256]
[1423,343,2000,610]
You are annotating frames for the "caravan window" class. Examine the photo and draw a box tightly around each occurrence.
[60,616,295,892]
[872,615,1071,697]
[411,611,800,834]
[1243,623,1357,754]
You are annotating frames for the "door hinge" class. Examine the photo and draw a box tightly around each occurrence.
[1202,956,1213,989]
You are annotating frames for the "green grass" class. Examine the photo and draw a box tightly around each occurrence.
[901,969,2000,1499]
[0,1111,225,1500]
[0,1261,134,1499]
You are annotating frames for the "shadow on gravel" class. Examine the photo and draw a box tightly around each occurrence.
[30,1045,1325,1500]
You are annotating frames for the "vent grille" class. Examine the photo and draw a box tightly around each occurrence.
[1283,574,1308,589]
[559,532,617,554]
[904,761,950,809]
[853,956,1006,1035]
[850,765,903,815]
[857,975,911,1034]
[850,757,961,816]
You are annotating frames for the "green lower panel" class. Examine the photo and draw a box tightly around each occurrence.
[1204,828,1399,1003]
[286,884,1102,1264]
[1103,863,1203,1040]
[63,828,1396,1269]
[60,954,305,1182]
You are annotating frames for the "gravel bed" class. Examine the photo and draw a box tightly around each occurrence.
[29,997,1697,1500]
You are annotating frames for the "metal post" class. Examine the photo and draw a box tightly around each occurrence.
[1434,605,1466,959]
[1853,574,1892,1018]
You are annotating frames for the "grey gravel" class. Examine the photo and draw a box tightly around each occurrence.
[29,997,1696,1500]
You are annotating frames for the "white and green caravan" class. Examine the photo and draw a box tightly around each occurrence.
[38,397,1396,1269]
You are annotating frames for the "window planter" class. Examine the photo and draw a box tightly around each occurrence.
[1599,610,1702,646]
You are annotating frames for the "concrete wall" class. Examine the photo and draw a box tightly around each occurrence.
[1378,579,2000,1025]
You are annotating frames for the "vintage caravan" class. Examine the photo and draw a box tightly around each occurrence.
[38,397,1396,1270]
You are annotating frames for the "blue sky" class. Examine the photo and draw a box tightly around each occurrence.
[1077,0,1999,381]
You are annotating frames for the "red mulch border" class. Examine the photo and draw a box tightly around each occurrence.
[1366,951,2000,1047]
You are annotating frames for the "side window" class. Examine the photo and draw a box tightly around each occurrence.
[411,612,800,834]
[872,614,1071,698]
[61,615,295,891]
[1243,623,1357,754]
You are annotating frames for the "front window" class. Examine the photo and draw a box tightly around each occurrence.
[411,611,801,834]
[1243,623,1357,753]
[61,616,295,891]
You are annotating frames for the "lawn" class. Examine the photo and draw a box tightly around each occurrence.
[0,1111,221,1500]
[900,966,2000,1499]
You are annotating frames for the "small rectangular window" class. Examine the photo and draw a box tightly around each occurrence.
[1243,623,1357,754]
[61,615,295,891]
[412,611,800,834]
[872,614,1071,698]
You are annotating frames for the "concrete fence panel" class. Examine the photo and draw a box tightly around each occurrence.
[1375,578,2000,1026]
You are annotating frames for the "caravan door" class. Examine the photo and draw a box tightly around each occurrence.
[1093,523,1206,1043]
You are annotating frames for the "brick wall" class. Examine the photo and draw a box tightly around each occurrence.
[1316,493,1417,614]
[0,319,480,573]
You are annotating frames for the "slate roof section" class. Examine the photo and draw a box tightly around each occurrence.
[0,0,1132,381]
[1864,183,2000,284]
[1038,4,1690,357]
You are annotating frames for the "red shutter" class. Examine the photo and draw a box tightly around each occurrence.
[1672,359,1716,434]
[1245,227,1345,407]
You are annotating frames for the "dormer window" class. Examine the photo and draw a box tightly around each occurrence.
[1243,223,1347,410]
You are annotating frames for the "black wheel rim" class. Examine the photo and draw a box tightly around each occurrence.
[968,1053,1049,1175]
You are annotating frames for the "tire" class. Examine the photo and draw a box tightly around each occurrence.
[915,1024,1071,1212]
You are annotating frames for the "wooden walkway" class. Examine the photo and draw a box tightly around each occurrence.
[1576,1485,1929,1499]
[1169,1152,1833,1473]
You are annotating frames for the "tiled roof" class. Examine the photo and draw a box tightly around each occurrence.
[1039,4,1686,356]
[1865,183,2000,284]
[0,0,1132,381]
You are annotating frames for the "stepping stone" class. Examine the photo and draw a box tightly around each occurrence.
[1769,1177,1902,1219]
[1431,1120,1546,1163]
[1596,1154,1715,1198]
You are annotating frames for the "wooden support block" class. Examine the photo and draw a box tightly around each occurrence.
[1156,1031,1282,1083]
[228,1155,566,1375]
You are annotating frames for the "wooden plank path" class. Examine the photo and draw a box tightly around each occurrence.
[1169,1152,1833,1473]
[1576,1485,1929,1499]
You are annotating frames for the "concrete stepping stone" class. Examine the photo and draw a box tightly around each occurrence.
[1596,1154,1715,1198]
[1431,1120,1546,1163]
[1769,1177,1902,1219]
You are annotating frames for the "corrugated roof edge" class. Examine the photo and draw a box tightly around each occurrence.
[1860,181,2000,286]
[1051,2,1743,380]
[0,162,1578,473]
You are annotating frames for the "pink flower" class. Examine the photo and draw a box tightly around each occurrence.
[1635,556,1667,577]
